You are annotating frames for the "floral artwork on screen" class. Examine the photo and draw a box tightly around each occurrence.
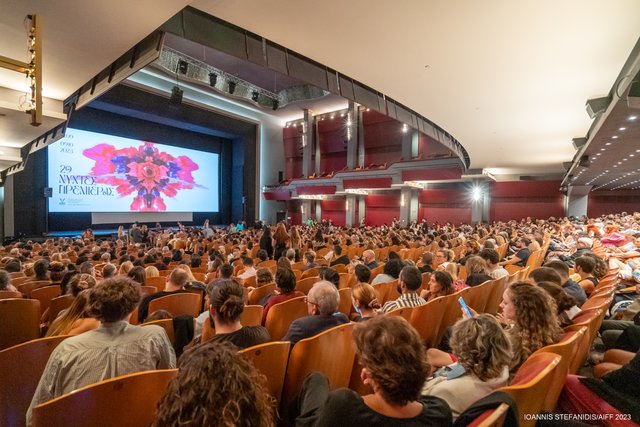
[83,142,204,212]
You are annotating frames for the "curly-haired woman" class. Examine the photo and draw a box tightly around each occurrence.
[422,315,512,420]
[153,341,276,427]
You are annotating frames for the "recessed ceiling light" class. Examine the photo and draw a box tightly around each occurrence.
[600,148,605,151]
[619,127,626,131]
[629,115,638,121]
[631,154,635,157]
[612,136,619,139]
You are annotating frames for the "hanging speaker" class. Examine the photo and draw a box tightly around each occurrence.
[578,155,590,168]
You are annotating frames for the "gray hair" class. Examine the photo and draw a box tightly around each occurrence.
[309,280,340,315]
[286,248,296,260]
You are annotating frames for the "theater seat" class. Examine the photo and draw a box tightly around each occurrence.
[148,293,201,318]
[264,296,307,341]
[0,299,40,350]
[240,341,291,403]
[497,352,561,427]
[0,335,69,427]
[31,369,177,427]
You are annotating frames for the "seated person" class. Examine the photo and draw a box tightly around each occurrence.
[537,281,581,327]
[261,268,305,324]
[351,282,381,322]
[381,266,426,313]
[479,248,509,279]
[194,279,269,349]
[138,268,190,322]
[300,250,319,272]
[423,315,511,420]
[153,341,276,427]
[295,316,452,426]
[361,249,378,269]
[27,277,176,424]
[573,255,599,295]
[418,252,434,274]
[543,260,588,306]
[463,256,492,287]
[499,237,531,267]
[45,289,100,336]
[330,245,350,266]
[420,271,455,302]
[283,281,349,346]
[237,257,257,281]
[371,258,403,285]
[0,270,18,292]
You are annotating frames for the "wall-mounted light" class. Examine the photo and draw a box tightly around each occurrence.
[400,194,405,207]
[402,124,408,133]
[472,186,482,201]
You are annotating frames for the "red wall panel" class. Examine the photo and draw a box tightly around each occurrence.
[419,207,471,225]
[490,181,564,221]
[588,192,640,217]
[343,177,392,189]
[365,194,400,226]
[403,167,461,182]
[319,153,347,174]
[418,187,472,225]
[297,185,336,195]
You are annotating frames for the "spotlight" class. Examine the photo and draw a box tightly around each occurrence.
[209,73,217,87]
[228,81,236,94]
[170,85,183,105]
[177,60,188,75]
[251,91,259,102]
[471,186,482,201]
[272,99,279,110]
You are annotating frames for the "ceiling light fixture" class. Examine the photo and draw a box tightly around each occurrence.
[619,127,626,131]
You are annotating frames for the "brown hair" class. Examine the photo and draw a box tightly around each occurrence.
[87,277,141,323]
[351,282,381,309]
[256,268,273,286]
[508,281,562,361]
[208,279,244,323]
[153,341,275,427]
[353,316,428,406]
[450,314,512,381]
[46,289,91,336]
[465,256,488,275]
[67,273,97,297]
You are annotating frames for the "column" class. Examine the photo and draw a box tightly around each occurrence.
[566,185,591,218]
[399,187,412,228]
[358,195,366,226]
[302,109,313,177]
[345,194,356,227]
[471,183,491,223]
[300,200,311,224]
[315,200,322,222]
[357,107,365,168]
[346,101,358,169]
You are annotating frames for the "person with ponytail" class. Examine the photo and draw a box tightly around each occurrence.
[198,279,270,349]
[351,282,381,322]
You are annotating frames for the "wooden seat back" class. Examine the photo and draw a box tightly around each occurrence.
[0,299,40,350]
[241,305,264,327]
[485,276,509,315]
[264,296,308,340]
[0,335,69,427]
[248,283,276,305]
[498,352,561,427]
[139,286,158,299]
[148,293,202,318]
[145,276,166,292]
[240,341,291,403]
[0,290,22,300]
[30,285,62,317]
[337,288,352,317]
[16,280,52,297]
[300,267,320,280]
[141,318,175,345]
[410,296,448,348]
[532,327,585,411]
[386,306,414,321]
[31,369,177,427]
[296,276,319,295]
[437,292,465,345]
[458,280,490,313]
[281,323,355,411]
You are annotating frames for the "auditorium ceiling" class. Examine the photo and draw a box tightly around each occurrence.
[0,0,639,186]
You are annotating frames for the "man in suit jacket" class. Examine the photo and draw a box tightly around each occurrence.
[330,245,350,266]
[284,280,349,346]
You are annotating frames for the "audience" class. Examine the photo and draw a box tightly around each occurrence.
[27,277,176,425]
[138,269,190,322]
[261,268,304,324]
[381,265,426,313]
[351,282,381,321]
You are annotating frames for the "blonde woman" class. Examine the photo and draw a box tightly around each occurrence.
[145,265,160,278]
[46,290,100,336]
[118,261,134,276]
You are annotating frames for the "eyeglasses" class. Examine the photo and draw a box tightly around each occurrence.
[303,297,318,306]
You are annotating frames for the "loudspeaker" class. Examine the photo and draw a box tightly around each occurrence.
[43,187,52,197]
[585,96,610,119]
[579,155,590,168]
[572,137,587,150]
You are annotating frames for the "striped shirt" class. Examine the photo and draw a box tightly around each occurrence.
[381,292,427,313]
[27,321,175,423]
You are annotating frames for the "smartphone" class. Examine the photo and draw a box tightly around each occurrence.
[459,297,472,318]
